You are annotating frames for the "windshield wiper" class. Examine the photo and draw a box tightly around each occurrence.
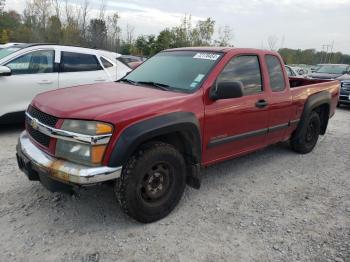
[137,81,171,91]
[119,78,139,86]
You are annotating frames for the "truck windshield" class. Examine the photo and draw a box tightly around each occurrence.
[0,47,21,60]
[315,64,349,74]
[122,51,223,92]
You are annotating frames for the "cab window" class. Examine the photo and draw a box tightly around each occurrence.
[217,55,263,96]
[266,55,286,92]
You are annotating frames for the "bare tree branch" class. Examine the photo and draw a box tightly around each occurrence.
[267,35,278,51]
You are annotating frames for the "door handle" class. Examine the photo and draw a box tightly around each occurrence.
[255,99,268,108]
[94,78,106,82]
[37,80,53,84]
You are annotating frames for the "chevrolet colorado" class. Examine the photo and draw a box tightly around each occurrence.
[16,47,340,223]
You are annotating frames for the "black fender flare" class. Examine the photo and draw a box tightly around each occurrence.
[295,91,331,137]
[108,112,202,168]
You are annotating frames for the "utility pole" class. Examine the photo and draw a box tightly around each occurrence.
[328,41,334,63]
[320,43,333,64]
[320,45,326,64]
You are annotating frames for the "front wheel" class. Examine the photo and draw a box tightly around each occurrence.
[290,111,321,154]
[115,142,186,223]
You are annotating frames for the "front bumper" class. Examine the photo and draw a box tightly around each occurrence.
[340,82,350,104]
[339,92,350,104]
[16,131,122,185]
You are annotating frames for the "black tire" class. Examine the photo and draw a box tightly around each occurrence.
[115,142,186,223]
[290,111,321,154]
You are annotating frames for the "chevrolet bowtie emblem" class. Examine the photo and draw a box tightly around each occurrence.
[30,118,39,130]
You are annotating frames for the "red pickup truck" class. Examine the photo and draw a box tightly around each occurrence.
[16,47,340,223]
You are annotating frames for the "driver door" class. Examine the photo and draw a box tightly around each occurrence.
[203,54,269,164]
[0,49,58,117]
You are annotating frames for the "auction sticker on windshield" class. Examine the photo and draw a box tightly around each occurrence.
[193,53,221,60]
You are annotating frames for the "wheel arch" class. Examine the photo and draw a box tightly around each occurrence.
[108,112,202,167]
[297,91,331,137]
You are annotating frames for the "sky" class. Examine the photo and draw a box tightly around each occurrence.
[5,0,350,54]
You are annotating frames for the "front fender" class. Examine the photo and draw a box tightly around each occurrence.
[108,112,202,167]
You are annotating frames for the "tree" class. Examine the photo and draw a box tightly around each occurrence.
[80,0,90,42]
[155,29,173,52]
[170,14,192,47]
[0,29,9,43]
[62,20,81,45]
[0,0,5,13]
[28,0,52,30]
[23,0,53,41]
[134,35,148,55]
[46,15,62,43]
[134,35,156,56]
[107,12,121,51]
[88,18,107,48]
[215,25,233,47]
[98,0,106,20]
[0,10,21,42]
[267,35,278,51]
[126,24,135,45]
[278,48,350,65]
[52,0,61,18]
[194,18,215,46]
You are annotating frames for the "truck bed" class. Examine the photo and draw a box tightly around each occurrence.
[289,77,334,88]
[290,78,340,120]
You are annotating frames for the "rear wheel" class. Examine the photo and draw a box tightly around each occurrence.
[115,142,186,223]
[290,111,321,154]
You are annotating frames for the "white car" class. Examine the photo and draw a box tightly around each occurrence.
[0,42,24,50]
[285,65,305,78]
[0,44,131,122]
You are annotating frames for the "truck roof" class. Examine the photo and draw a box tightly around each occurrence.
[165,47,273,54]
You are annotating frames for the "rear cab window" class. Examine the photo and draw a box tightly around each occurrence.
[217,55,263,96]
[266,55,286,92]
[60,52,102,72]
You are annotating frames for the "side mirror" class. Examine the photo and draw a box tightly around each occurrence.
[0,66,11,76]
[210,81,244,100]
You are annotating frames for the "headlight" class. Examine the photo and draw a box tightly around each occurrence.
[61,120,113,135]
[55,120,113,166]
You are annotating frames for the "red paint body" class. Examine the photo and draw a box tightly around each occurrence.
[30,48,340,167]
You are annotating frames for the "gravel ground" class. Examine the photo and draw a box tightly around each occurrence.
[0,107,349,262]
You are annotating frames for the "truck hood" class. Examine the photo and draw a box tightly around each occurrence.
[31,82,190,122]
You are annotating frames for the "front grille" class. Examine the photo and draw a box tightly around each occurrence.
[27,105,58,127]
[26,121,51,147]
[26,106,59,148]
